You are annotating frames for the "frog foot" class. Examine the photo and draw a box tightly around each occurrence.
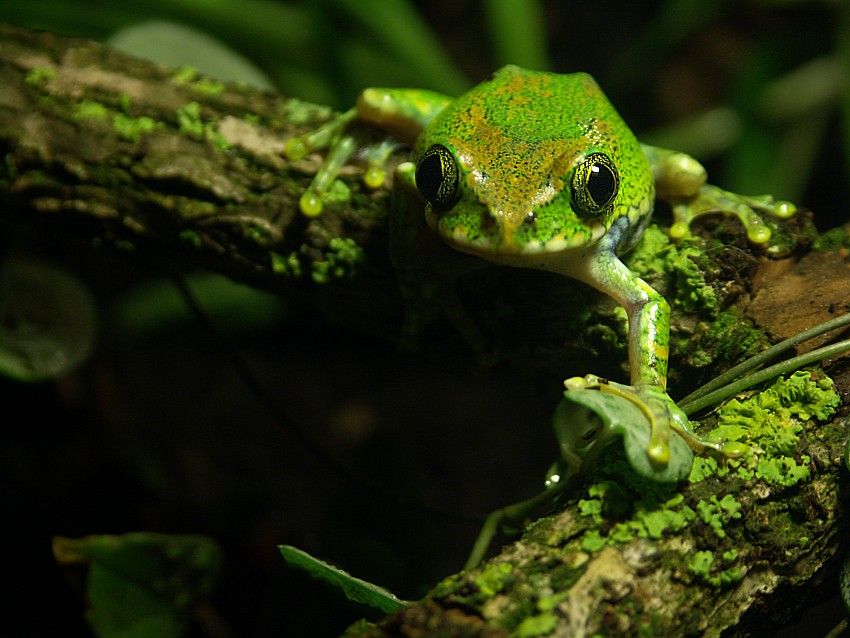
[564,374,746,466]
[668,183,796,244]
[284,110,398,216]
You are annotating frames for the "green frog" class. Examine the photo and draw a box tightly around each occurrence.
[284,65,795,469]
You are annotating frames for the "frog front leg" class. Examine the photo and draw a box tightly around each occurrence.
[284,88,452,216]
[642,144,797,243]
[554,237,723,467]
[557,241,677,464]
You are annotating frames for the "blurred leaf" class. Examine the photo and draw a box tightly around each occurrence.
[605,0,730,95]
[112,271,288,336]
[641,107,742,160]
[485,0,549,70]
[325,0,469,96]
[836,2,850,199]
[278,544,409,614]
[0,257,97,382]
[53,533,222,638]
[108,20,274,88]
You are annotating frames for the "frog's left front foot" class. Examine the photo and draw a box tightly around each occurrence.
[669,183,796,244]
[564,374,743,467]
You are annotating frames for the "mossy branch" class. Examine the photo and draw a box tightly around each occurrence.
[0,22,402,334]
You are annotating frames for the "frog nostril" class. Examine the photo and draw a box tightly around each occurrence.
[480,213,499,232]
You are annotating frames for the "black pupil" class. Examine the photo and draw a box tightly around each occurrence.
[586,162,616,206]
[416,153,444,202]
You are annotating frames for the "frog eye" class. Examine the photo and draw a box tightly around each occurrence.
[415,145,460,211]
[571,152,620,217]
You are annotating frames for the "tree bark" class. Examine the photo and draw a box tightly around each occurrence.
[0,21,402,335]
[2,23,847,638]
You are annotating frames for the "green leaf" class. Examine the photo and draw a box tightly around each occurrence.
[53,533,222,638]
[278,544,409,614]
[108,20,274,89]
[0,258,97,382]
[556,391,694,482]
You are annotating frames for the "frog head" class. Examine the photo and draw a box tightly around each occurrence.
[411,66,654,264]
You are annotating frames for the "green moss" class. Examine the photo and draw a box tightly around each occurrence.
[696,494,742,539]
[755,455,811,487]
[189,77,226,97]
[311,237,364,284]
[24,67,56,87]
[177,102,230,150]
[272,240,363,283]
[172,66,199,84]
[271,251,303,278]
[177,101,205,137]
[178,230,202,248]
[687,547,743,586]
[113,113,160,142]
[688,456,730,483]
[74,100,110,120]
[638,497,696,539]
[709,567,743,587]
[514,612,557,637]
[580,530,606,553]
[171,66,225,96]
[626,225,717,314]
[429,572,464,599]
[688,550,714,578]
[813,225,850,251]
[116,93,131,113]
[697,369,838,489]
[576,476,695,548]
[706,370,839,460]
[708,310,766,361]
[474,561,514,597]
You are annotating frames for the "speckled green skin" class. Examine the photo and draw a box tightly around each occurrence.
[409,66,654,258]
[288,65,795,467]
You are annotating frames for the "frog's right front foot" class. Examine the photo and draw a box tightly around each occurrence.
[564,374,747,468]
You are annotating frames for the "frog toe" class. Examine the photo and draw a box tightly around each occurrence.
[670,183,797,244]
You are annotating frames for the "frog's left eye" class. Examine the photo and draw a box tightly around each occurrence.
[571,153,619,217]
[416,145,460,211]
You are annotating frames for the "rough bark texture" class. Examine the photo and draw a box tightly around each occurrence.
[0,21,403,336]
[2,23,848,638]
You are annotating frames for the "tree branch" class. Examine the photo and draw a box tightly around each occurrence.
[0,22,402,333]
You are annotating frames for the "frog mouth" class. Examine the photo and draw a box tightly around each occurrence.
[429,207,604,257]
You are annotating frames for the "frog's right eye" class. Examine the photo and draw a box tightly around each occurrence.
[415,145,459,210]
